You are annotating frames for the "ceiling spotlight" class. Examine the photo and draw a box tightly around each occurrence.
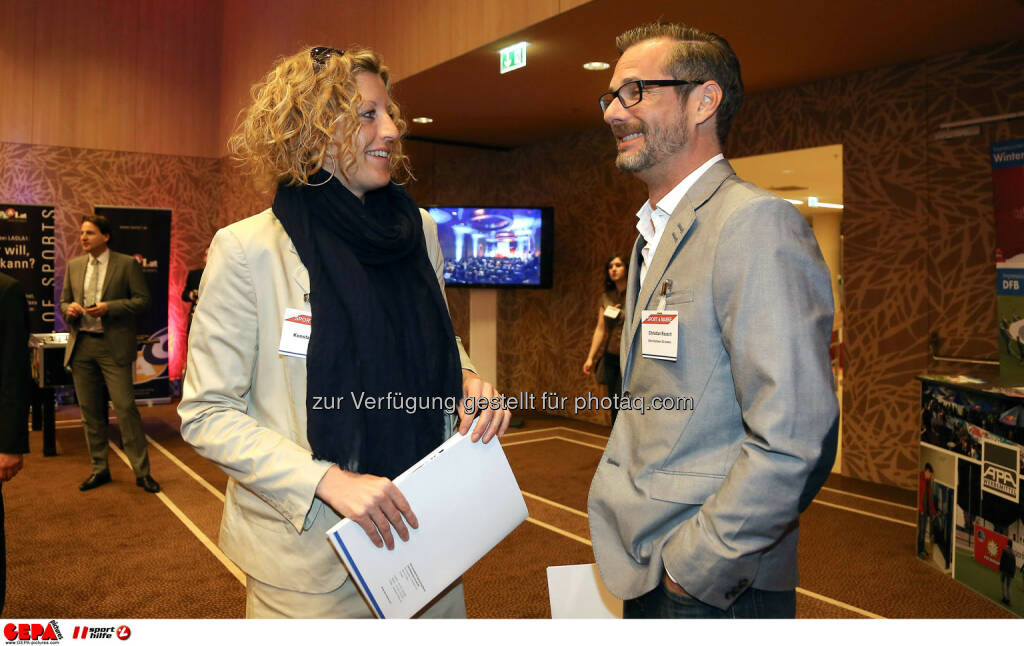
[412,117,433,124]
[583,61,610,71]
[784,199,804,205]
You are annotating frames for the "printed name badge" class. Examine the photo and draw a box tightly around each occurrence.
[279,307,311,358]
[641,309,678,361]
[603,305,622,319]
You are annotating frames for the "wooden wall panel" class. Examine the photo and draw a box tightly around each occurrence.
[0,0,37,143]
[5,0,590,156]
[216,0,588,149]
[135,0,223,157]
[558,0,591,10]
[4,0,222,157]
[32,0,140,151]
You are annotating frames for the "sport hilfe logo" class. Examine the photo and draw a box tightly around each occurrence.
[642,313,677,325]
[67,625,131,640]
[286,314,312,325]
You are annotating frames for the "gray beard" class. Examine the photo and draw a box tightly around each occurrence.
[615,119,688,173]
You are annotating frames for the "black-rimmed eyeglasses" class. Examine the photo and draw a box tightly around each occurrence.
[310,46,345,70]
[599,79,704,113]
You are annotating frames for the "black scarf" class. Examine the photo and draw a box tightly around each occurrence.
[273,173,462,479]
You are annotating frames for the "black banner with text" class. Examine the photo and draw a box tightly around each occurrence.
[0,203,57,332]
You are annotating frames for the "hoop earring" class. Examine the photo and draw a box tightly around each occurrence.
[305,153,337,187]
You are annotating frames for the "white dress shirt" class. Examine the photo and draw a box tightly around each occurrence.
[636,154,724,285]
[80,248,109,332]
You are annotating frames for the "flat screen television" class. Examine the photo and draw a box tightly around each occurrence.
[426,206,553,288]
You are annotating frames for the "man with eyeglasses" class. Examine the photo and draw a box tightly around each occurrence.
[587,22,838,619]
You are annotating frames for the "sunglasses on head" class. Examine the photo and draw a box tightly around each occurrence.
[310,46,345,70]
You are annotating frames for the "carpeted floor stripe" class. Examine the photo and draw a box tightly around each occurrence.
[522,491,590,518]
[811,498,916,527]
[525,517,592,546]
[108,440,246,586]
[147,434,226,502]
[819,486,916,511]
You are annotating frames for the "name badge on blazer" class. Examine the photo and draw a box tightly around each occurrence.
[640,310,678,361]
[279,307,311,358]
[603,305,622,319]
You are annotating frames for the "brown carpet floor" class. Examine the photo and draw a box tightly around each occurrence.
[1,406,1015,619]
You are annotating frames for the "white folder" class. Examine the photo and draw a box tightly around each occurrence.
[547,563,623,618]
[327,429,528,618]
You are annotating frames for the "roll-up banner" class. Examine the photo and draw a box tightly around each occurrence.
[993,138,1024,381]
[94,206,171,403]
[0,203,57,332]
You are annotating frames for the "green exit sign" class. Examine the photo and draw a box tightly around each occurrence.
[499,41,529,74]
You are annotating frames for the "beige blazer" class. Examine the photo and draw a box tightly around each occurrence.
[178,208,474,593]
[59,251,150,367]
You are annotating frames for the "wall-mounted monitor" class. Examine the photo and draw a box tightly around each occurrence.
[427,206,553,288]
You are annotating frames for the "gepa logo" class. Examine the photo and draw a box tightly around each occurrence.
[4,621,61,642]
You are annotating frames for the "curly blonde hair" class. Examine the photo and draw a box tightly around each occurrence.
[228,46,411,193]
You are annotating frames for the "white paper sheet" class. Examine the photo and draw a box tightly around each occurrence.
[327,427,528,618]
[547,563,623,618]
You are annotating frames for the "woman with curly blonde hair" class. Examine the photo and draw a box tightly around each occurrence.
[179,46,508,618]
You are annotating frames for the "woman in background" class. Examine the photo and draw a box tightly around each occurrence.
[179,45,508,618]
[582,254,628,424]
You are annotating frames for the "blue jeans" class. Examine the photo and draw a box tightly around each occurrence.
[624,580,796,619]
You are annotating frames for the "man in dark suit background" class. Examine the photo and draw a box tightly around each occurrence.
[0,272,30,613]
[181,247,206,339]
[588,22,838,618]
[60,215,160,494]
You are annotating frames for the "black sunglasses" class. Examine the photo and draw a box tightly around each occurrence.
[599,79,704,113]
[310,46,345,70]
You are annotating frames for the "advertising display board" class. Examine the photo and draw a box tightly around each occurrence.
[918,376,1024,615]
[0,202,57,332]
[993,138,1024,381]
[93,206,171,403]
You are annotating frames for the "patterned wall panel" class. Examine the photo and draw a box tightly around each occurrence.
[0,142,222,381]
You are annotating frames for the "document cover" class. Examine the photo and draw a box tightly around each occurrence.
[327,430,528,618]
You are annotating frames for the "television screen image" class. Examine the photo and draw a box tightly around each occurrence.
[427,206,553,288]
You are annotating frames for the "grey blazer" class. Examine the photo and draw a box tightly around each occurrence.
[59,251,150,367]
[587,160,839,610]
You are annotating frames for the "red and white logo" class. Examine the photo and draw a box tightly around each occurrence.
[3,622,60,642]
[286,314,312,325]
[71,625,124,640]
[131,254,158,269]
[642,313,677,325]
